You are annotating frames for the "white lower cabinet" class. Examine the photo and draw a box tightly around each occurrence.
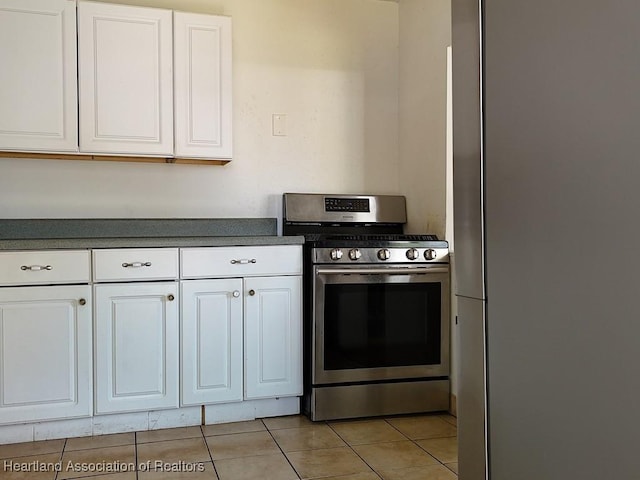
[0,285,92,424]
[180,245,303,403]
[181,278,243,406]
[0,244,302,437]
[94,282,179,414]
[244,276,302,400]
[180,275,302,405]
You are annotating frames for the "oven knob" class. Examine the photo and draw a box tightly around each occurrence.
[377,248,391,261]
[330,248,343,261]
[406,248,419,260]
[348,248,362,261]
[424,248,437,260]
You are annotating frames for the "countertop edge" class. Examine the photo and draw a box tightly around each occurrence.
[0,236,305,251]
[0,218,277,240]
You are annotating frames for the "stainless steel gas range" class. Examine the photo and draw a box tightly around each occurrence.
[283,193,450,421]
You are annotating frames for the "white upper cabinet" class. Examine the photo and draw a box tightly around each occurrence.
[0,0,78,152]
[0,1,232,161]
[174,12,232,159]
[77,1,174,155]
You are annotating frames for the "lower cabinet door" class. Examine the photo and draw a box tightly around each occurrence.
[0,285,92,424]
[94,282,178,414]
[181,279,243,405]
[244,276,302,399]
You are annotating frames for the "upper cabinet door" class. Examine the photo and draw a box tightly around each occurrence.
[0,0,78,152]
[78,1,173,155]
[174,12,232,159]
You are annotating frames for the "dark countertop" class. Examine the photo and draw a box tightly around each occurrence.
[0,218,304,250]
[0,236,304,251]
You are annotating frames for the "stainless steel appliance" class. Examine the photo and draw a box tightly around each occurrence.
[283,193,450,421]
[453,0,640,479]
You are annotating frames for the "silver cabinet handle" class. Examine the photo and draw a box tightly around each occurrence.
[122,262,152,268]
[21,265,53,271]
[230,259,257,265]
[232,290,240,298]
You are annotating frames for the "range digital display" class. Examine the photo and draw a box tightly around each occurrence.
[324,197,370,212]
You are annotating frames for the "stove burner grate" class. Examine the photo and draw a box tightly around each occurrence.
[322,234,439,241]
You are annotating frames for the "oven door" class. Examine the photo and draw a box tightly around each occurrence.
[313,264,450,385]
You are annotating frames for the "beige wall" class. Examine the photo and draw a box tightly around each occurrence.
[399,0,454,396]
[1,0,456,397]
[0,0,400,226]
[399,0,451,237]
[1,0,452,234]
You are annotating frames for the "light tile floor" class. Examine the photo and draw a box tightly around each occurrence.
[0,413,457,480]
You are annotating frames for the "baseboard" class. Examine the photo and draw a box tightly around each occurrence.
[204,396,300,425]
[0,397,301,445]
[450,393,457,416]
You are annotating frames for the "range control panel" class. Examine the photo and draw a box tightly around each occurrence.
[324,197,370,213]
[313,247,450,264]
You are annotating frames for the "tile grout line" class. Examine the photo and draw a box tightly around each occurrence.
[324,420,384,480]
[384,416,458,478]
[261,418,303,480]
[134,432,138,480]
[200,424,222,480]
[54,438,67,480]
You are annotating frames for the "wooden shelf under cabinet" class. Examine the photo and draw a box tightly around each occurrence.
[0,151,231,166]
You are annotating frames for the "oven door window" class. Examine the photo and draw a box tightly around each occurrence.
[320,275,444,373]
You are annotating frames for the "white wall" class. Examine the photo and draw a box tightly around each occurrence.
[0,0,400,226]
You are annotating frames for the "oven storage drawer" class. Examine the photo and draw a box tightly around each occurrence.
[0,250,90,286]
[93,248,179,282]
[180,245,302,278]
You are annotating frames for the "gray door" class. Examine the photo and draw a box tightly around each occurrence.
[483,0,640,478]
[456,296,486,480]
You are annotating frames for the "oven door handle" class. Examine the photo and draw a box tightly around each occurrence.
[315,266,449,275]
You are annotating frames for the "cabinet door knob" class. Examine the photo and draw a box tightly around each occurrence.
[249,289,256,296]
[78,298,87,306]
[232,290,240,298]
[167,294,175,301]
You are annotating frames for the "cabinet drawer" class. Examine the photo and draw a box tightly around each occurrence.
[93,248,178,282]
[0,250,90,286]
[181,245,302,278]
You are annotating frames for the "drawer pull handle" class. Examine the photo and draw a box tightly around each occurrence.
[249,289,256,296]
[230,258,257,265]
[78,298,87,306]
[20,265,53,271]
[232,290,240,298]
[122,262,152,268]
[167,294,175,301]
